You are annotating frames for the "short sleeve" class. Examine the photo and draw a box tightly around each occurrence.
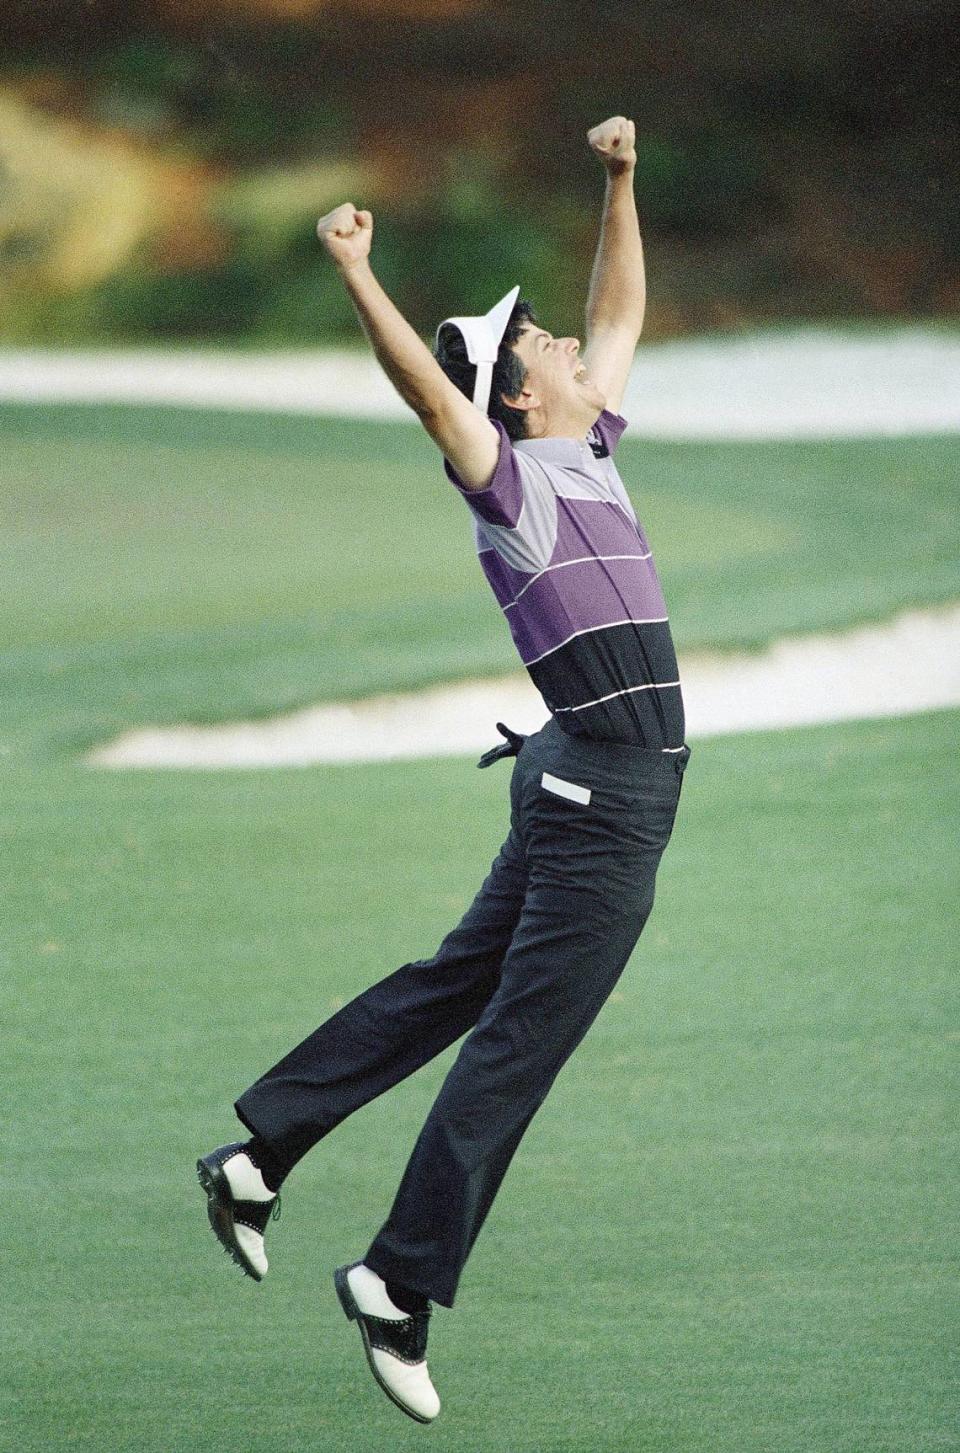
[443,419,525,528]
[590,408,628,458]
[443,419,558,572]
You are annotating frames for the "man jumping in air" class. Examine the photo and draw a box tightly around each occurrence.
[197,116,689,1425]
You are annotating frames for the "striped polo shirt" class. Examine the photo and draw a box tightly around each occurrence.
[444,408,685,750]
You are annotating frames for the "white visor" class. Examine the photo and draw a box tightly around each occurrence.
[435,285,521,414]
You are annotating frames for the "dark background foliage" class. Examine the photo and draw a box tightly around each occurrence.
[1,0,957,340]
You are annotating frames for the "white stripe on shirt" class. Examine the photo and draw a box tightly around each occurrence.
[552,679,682,714]
[501,553,652,612]
[524,618,669,666]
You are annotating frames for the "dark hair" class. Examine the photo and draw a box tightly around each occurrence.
[433,298,539,442]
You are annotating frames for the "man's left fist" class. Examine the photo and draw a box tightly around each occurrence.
[587,116,636,175]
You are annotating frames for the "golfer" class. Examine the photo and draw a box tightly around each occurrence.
[197,115,689,1425]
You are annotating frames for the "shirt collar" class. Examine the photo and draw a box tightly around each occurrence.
[514,433,594,465]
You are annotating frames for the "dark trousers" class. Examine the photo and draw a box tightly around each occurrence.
[234,716,689,1308]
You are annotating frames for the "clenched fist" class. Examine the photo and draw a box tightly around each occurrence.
[317,203,373,271]
[587,116,637,176]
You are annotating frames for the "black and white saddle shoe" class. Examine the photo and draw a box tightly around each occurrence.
[196,1141,280,1281]
[334,1262,440,1424]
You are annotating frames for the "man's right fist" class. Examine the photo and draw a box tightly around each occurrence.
[317,203,373,271]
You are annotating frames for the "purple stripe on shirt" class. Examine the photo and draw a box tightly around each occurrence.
[550,495,644,563]
[443,420,524,528]
[476,502,647,610]
[479,547,535,609]
[506,557,669,664]
[477,493,654,610]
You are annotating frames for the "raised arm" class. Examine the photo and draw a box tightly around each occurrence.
[317,203,499,490]
[581,117,645,415]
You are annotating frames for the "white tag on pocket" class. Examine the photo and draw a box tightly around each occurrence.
[541,771,591,805]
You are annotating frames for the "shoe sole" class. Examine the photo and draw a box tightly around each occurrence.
[196,1155,263,1282]
[334,1265,434,1425]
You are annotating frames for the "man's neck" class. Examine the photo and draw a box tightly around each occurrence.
[522,410,600,442]
[523,412,592,442]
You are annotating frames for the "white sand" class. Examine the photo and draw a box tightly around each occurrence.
[87,603,960,769]
[3,327,960,439]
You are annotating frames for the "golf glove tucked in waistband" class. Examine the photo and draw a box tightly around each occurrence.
[476,722,527,769]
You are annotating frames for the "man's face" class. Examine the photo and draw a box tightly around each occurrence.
[502,323,606,437]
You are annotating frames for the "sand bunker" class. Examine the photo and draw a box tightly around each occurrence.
[87,603,960,769]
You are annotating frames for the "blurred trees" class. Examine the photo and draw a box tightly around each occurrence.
[0,0,957,342]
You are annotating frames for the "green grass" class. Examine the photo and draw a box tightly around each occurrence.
[6,710,959,1452]
[4,399,958,1448]
[2,402,958,759]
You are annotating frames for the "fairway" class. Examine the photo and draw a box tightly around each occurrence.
[6,711,959,1452]
[5,400,959,1451]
